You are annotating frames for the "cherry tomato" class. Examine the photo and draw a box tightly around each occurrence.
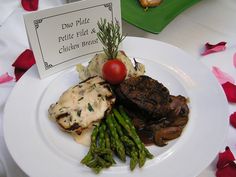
[102,59,127,84]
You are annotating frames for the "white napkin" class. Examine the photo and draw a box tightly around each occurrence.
[0,0,19,26]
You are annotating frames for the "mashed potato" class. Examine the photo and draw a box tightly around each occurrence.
[76,51,145,81]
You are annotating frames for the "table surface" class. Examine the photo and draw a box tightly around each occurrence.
[0,0,236,177]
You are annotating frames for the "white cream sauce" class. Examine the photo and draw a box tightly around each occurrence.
[71,126,94,146]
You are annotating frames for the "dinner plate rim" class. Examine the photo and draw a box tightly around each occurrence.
[3,36,229,177]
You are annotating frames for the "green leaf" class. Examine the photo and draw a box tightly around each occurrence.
[88,103,94,112]
[97,19,125,59]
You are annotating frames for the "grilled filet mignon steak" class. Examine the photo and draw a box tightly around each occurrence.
[115,75,171,119]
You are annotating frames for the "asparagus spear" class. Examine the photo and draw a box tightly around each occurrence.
[81,122,115,173]
[113,108,153,167]
[112,113,138,169]
[110,132,116,152]
[104,130,116,164]
[104,130,110,149]
[81,125,99,164]
[118,106,154,159]
[121,136,139,170]
[113,108,146,166]
[98,122,115,164]
[111,113,124,137]
[106,114,126,162]
[81,106,153,172]
[98,122,106,149]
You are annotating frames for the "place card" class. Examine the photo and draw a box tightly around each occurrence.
[24,0,121,79]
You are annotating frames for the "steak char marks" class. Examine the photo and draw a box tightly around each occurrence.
[116,75,171,120]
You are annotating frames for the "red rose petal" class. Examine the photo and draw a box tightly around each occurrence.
[212,66,235,84]
[216,147,236,177]
[217,147,235,169]
[216,162,236,177]
[14,68,26,82]
[222,82,236,103]
[12,49,35,70]
[21,0,39,11]
[12,49,36,81]
[0,72,14,84]
[233,52,236,68]
[205,42,227,50]
[201,42,226,56]
[230,112,236,128]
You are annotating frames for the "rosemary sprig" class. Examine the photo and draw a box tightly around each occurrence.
[97,19,126,59]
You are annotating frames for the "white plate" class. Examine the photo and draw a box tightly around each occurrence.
[4,37,229,177]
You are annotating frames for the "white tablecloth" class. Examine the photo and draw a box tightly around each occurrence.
[0,0,236,176]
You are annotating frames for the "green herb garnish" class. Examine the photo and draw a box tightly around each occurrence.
[97,19,126,59]
[77,110,82,117]
[78,97,84,102]
[88,103,94,112]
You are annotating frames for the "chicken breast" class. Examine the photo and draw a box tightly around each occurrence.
[48,76,115,136]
